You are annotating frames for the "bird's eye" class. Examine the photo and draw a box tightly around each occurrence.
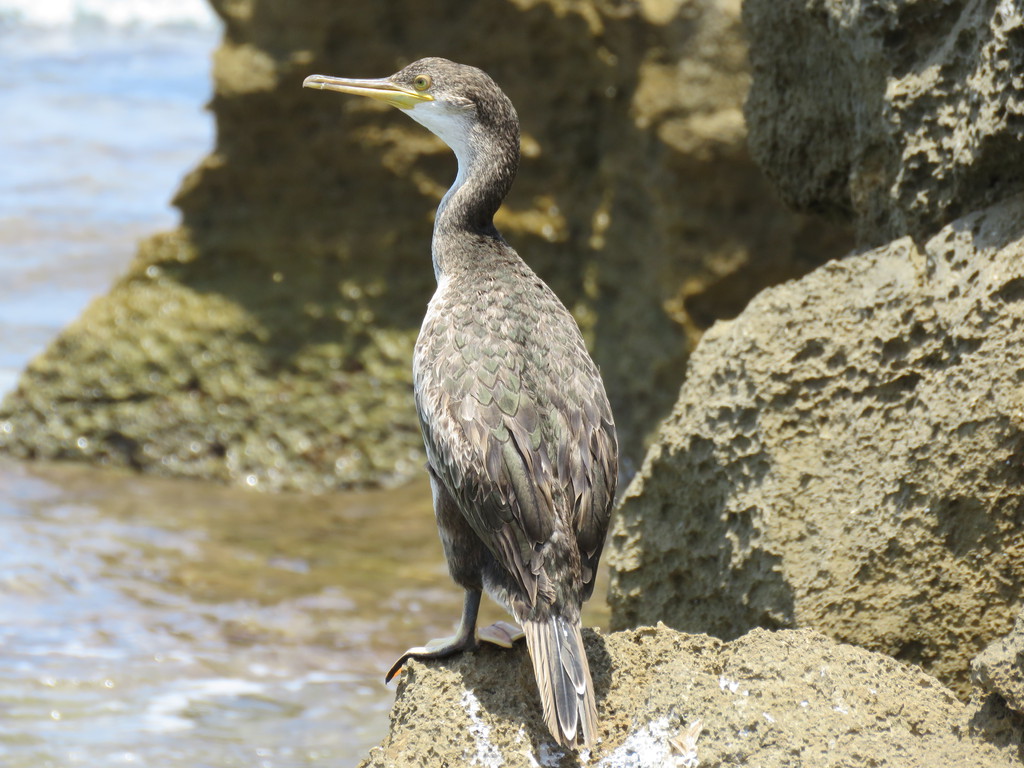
[413,74,432,91]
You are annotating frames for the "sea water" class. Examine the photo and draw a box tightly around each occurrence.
[0,0,220,395]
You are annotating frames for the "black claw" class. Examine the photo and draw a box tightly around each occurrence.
[385,656,408,683]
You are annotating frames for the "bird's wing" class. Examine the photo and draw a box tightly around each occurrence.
[545,333,617,601]
[560,365,617,601]
[415,305,617,608]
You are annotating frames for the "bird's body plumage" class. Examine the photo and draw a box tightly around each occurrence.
[416,240,616,610]
[304,57,617,749]
[416,244,614,745]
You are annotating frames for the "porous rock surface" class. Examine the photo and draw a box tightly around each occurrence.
[358,625,1018,767]
[607,195,1024,697]
[0,0,847,490]
[973,608,1024,717]
[744,0,1024,247]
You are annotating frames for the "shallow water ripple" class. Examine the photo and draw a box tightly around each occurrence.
[0,458,610,766]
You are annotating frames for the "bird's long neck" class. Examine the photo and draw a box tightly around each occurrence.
[431,123,519,280]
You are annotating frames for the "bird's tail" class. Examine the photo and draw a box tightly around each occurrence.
[522,615,597,748]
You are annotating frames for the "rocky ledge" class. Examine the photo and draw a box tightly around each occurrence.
[360,624,1021,767]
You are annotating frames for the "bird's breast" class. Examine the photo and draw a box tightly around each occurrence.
[415,276,555,384]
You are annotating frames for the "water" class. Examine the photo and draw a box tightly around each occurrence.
[0,458,468,766]
[0,0,219,395]
[0,5,611,764]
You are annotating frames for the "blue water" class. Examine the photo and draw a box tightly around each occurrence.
[0,11,219,394]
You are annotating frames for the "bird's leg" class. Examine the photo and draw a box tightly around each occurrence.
[385,590,528,681]
[385,589,483,682]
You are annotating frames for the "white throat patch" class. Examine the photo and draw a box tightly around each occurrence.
[406,101,476,167]
[406,101,477,220]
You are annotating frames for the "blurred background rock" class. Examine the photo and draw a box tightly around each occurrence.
[0,0,850,491]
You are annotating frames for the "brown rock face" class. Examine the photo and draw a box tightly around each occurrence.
[0,0,846,490]
[358,625,1019,767]
[608,0,1024,701]
[607,196,1024,696]
[743,0,1024,247]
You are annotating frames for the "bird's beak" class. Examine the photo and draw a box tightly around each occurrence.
[302,74,433,110]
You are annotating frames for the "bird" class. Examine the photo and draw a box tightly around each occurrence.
[303,57,617,749]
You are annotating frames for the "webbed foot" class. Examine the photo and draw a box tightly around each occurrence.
[477,620,524,648]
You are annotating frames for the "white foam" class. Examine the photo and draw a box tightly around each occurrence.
[142,677,267,733]
[0,0,218,29]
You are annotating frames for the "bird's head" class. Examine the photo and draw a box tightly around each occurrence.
[303,57,516,159]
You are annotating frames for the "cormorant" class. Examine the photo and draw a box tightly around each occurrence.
[303,57,617,749]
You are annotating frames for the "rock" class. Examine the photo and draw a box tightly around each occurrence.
[0,0,848,490]
[743,0,1024,246]
[969,615,1024,767]
[973,609,1024,716]
[359,625,1016,767]
[607,194,1024,697]
[967,690,1024,766]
